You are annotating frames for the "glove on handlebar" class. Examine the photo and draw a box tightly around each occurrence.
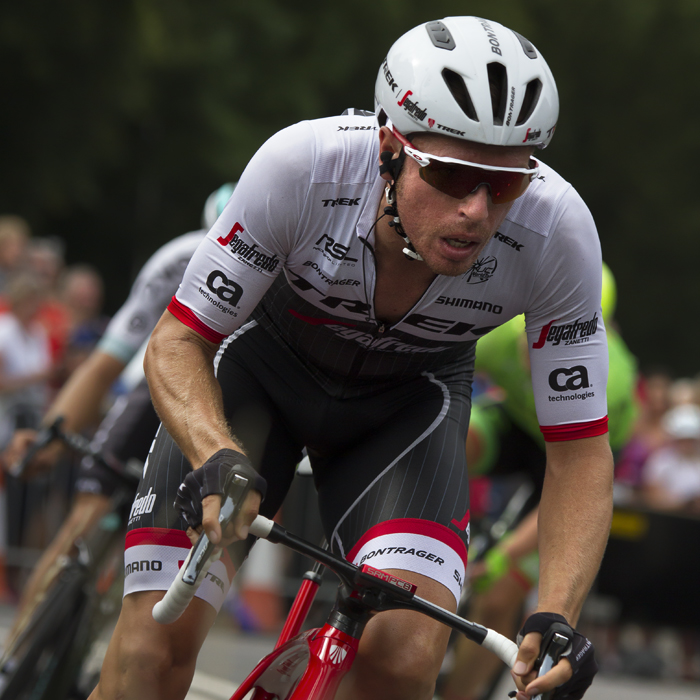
[518,612,598,700]
[174,449,267,530]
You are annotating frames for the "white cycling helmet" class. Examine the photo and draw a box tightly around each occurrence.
[201,182,237,230]
[375,17,558,149]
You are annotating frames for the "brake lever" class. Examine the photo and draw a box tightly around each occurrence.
[533,623,572,700]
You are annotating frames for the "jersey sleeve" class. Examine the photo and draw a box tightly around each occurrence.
[97,231,205,364]
[169,121,316,342]
[524,188,609,442]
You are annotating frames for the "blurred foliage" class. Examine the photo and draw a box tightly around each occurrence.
[1,0,699,373]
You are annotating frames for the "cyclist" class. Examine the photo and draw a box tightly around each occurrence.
[440,264,638,700]
[92,17,610,700]
[0,184,236,660]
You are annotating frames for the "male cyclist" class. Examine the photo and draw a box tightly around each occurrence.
[0,185,235,662]
[92,18,610,700]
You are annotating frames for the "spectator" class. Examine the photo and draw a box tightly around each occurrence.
[0,274,53,449]
[0,216,30,294]
[24,238,70,372]
[615,368,672,498]
[641,403,700,514]
[58,265,109,378]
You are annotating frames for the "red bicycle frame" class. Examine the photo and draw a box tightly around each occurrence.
[230,571,358,700]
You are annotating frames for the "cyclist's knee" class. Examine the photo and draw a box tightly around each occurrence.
[353,609,450,699]
[98,591,215,695]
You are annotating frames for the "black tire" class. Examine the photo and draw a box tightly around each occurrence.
[0,566,89,700]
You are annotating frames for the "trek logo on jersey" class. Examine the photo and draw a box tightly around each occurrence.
[404,313,497,337]
[200,270,243,316]
[129,487,157,521]
[216,222,280,273]
[532,313,599,349]
[464,256,497,284]
[549,365,590,392]
[494,232,524,251]
[435,296,503,314]
[321,197,361,207]
[337,125,377,131]
[314,234,358,264]
[289,272,369,316]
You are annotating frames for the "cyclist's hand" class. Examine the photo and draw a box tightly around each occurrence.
[511,612,597,699]
[201,488,261,546]
[2,429,62,478]
[176,448,267,547]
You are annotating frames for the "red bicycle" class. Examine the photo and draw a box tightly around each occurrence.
[153,474,566,700]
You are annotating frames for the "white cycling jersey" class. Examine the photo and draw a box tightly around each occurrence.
[98,230,206,365]
[170,112,609,441]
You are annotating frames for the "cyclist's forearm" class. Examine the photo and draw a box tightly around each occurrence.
[536,434,613,624]
[43,351,126,432]
[144,311,239,468]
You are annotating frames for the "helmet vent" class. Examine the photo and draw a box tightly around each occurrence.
[512,31,538,59]
[426,21,456,51]
[515,79,542,126]
[441,68,478,122]
[487,62,508,126]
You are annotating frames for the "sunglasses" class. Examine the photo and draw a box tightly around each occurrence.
[393,130,539,204]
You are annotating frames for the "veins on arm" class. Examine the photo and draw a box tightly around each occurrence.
[144,310,241,468]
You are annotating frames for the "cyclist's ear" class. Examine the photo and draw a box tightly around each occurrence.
[378,127,402,183]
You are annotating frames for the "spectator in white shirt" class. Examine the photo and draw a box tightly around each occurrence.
[642,403,700,514]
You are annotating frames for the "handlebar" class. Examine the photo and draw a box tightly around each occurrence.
[9,416,142,484]
[153,510,520,670]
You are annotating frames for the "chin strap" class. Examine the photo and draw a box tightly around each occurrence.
[384,184,423,262]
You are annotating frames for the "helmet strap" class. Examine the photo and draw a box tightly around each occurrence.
[384,184,423,262]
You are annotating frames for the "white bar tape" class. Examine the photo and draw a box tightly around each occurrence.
[248,515,274,539]
[481,629,519,668]
[152,546,221,624]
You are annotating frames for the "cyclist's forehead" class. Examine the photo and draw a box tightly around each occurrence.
[409,133,533,168]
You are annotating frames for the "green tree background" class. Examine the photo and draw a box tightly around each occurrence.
[1,0,699,374]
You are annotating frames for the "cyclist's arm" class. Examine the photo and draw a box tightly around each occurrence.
[512,434,612,696]
[43,350,126,430]
[537,435,613,622]
[144,310,258,545]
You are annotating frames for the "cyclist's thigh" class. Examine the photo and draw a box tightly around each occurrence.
[124,333,304,612]
[313,370,473,607]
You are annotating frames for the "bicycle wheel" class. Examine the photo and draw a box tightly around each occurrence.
[0,565,89,700]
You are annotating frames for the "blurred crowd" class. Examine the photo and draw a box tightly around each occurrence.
[0,215,109,599]
[0,210,698,687]
[615,370,700,515]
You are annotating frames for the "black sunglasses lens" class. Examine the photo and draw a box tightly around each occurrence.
[420,161,529,203]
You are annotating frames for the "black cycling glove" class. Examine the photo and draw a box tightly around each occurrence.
[517,612,598,700]
[174,448,267,530]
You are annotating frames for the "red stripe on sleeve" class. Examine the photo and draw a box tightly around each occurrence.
[540,415,609,442]
[167,297,226,344]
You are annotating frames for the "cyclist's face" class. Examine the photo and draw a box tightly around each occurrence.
[387,131,533,277]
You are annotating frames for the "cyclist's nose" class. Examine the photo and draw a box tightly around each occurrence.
[457,184,491,221]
